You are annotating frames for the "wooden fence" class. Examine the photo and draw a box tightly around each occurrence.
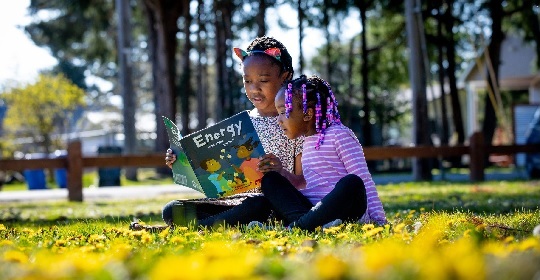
[1,132,539,201]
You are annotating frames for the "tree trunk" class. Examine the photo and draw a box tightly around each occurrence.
[256,0,267,37]
[358,2,372,146]
[213,0,235,119]
[481,0,503,152]
[196,0,207,130]
[345,36,356,127]
[117,0,138,181]
[142,0,184,174]
[323,0,332,81]
[179,4,193,135]
[297,0,305,74]
[436,6,449,146]
[406,0,432,180]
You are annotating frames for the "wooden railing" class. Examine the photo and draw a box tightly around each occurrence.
[1,132,539,201]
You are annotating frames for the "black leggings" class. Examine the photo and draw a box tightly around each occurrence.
[261,171,367,231]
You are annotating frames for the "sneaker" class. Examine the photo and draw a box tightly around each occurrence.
[129,219,169,233]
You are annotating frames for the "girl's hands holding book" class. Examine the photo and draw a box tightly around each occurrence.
[165,149,177,169]
[258,153,283,173]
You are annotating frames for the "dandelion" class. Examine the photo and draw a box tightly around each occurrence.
[393,223,406,234]
[517,237,540,252]
[0,224,6,231]
[315,253,349,280]
[362,224,375,231]
[0,240,14,246]
[3,250,29,264]
[363,227,384,238]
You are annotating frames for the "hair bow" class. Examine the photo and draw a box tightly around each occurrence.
[233,47,281,62]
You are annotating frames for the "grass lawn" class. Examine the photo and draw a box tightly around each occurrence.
[1,180,539,279]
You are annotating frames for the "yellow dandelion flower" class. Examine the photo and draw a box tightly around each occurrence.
[55,239,67,247]
[393,223,406,234]
[159,227,171,239]
[88,234,107,243]
[503,236,514,244]
[0,224,6,231]
[362,224,375,231]
[363,227,384,238]
[517,237,540,252]
[21,228,34,235]
[141,234,153,244]
[3,250,28,264]
[315,253,349,280]
[0,240,14,246]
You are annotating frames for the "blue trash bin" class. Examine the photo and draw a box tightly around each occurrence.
[24,169,47,190]
[97,146,122,187]
[52,150,67,188]
[23,153,48,190]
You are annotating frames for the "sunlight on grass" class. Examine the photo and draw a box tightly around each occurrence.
[1,180,539,279]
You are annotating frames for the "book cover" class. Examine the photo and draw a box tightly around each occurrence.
[163,111,266,198]
[163,116,203,194]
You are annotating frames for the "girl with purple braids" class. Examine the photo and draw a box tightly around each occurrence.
[257,75,387,231]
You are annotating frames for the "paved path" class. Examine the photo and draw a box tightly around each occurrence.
[0,185,200,203]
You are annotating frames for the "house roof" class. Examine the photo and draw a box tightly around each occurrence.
[459,35,539,90]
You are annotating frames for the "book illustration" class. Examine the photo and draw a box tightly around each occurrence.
[163,110,266,198]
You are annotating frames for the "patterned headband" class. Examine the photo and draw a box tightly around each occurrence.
[233,47,282,62]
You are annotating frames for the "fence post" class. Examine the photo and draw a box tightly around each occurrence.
[469,132,485,182]
[67,141,83,202]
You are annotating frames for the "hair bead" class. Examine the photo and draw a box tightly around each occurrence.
[315,92,322,133]
[285,83,293,118]
[302,84,307,114]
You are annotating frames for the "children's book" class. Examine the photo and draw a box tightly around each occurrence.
[163,110,266,198]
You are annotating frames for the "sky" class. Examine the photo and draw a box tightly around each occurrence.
[0,1,57,88]
[0,1,360,89]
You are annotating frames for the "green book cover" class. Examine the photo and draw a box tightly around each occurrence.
[162,116,204,194]
[163,111,266,198]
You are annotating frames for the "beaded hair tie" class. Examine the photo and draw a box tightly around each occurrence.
[285,83,293,118]
[315,92,322,133]
[302,84,307,113]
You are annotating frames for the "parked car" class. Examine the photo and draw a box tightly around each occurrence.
[525,108,540,178]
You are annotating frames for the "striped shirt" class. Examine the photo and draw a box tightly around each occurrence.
[300,124,387,225]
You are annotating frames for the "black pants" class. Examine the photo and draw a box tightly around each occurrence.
[162,195,273,227]
[261,171,367,231]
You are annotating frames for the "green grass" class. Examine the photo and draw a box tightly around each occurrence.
[1,180,539,279]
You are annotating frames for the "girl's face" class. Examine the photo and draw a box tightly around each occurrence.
[242,56,288,117]
[275,89,315,139]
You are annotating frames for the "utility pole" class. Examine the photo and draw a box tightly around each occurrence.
[117,0,138,181]
[405,0,432,181]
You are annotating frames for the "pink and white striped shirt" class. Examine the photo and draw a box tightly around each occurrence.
[300,124,387,225]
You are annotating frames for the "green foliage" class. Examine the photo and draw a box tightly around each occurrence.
[2,74,86,153]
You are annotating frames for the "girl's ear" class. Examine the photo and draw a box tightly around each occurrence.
[279,71,290,83]
[303,108,314,121]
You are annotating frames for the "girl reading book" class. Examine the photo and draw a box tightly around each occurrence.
[159,36,305,228]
